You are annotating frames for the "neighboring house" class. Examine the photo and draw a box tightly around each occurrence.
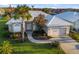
[56,11,79,31]
[6,11,72,37]
[0,8,5,15]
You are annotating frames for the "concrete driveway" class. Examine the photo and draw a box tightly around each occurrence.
[26,31,79,54]
[49,37,76,43]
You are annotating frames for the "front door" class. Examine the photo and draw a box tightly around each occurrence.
[25,22,33,31]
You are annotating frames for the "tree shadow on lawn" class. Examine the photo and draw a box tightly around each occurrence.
[31,43,57,49]
[13,47,64,54]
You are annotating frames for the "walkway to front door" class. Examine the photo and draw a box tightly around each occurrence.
[25,22,33,31]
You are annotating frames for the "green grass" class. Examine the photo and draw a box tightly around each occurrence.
[11,40,64,54]
[69,32,79,42]
[0,17,64,54]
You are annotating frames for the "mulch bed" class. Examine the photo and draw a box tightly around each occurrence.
[34,37,48,40]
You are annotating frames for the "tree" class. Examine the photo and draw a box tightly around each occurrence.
[1,40,13,54]
[33,14,47,31]
[14,5,32,41]
[31,5,34,10]
[43,8,49,13]
[3,5,15,20]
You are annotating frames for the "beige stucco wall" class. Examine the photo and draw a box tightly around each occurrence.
[47,26,70,37]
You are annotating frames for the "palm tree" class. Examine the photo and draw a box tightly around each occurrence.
[33,14,47,31]
[1,40,13,54]
[14,5,32,41]
[31,5,34,10]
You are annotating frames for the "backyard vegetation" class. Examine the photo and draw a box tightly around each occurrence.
[0,18,64,54]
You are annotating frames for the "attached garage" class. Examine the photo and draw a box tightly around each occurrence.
[46,16,72,37]
[48,27,67,37]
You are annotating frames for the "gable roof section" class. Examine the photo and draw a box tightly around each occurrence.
[45,14,53,23]
[6,18,22,25]
[29,10,53,22]
[56,11,79,22]
[47,16,72,27]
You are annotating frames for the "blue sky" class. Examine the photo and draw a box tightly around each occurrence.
[0,4,79,8]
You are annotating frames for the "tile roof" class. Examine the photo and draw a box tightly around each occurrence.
[6,11,72,26]
[47,16,72,27]
[56,11,79,22]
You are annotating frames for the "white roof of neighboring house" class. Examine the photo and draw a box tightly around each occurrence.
[29,11,48,17]
[6,18,22,25]
[56,11,79,22]
[47,16,72,27]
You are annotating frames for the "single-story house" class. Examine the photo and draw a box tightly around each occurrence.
[6,11,72,37]
[56,11,79,31]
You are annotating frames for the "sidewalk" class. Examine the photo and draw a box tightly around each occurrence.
[60,43,79,54]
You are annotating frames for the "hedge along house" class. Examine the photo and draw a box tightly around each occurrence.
[6,10,72,37]
[56,11,79,31]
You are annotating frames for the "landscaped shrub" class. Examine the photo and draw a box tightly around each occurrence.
[32,30,53,40]
[50,41,59,48]
[47,36,53,39]
[69,32,79,42]
[1,40,13,54]
[11,32,27,41]
[32,30,47,36]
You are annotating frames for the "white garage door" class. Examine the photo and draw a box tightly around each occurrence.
[48,28,66,37]
[59,28,66,36]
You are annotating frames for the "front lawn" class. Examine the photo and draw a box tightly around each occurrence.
[0,17,64,54]
[11,40,64,54]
